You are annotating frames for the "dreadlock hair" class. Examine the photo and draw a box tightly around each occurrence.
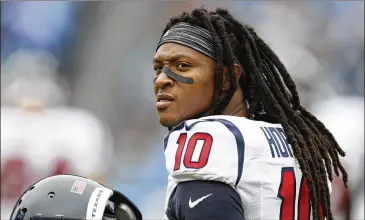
[160,7,348,220]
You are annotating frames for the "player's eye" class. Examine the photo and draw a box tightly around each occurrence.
[176,62,191,70]
[153,65,163,74]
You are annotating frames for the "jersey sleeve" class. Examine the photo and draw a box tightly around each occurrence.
[166,180,245,220]
[164,118,245,187]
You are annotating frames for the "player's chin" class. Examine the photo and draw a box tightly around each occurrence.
[157,111,184,128]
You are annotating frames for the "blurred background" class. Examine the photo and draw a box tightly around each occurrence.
[1,1,363,219]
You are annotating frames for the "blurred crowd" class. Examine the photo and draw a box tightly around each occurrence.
[1,1,363,219]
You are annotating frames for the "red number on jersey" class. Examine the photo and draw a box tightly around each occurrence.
[1,158,70,201]
[51,159,70,175]
[174,133,213,171]
[278,167,324,220]
[174,133,187,171]
[278,167,296,220]
[1,159,29,200]
[298,177,311,220]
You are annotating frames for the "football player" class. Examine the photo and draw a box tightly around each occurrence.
[152,8,348,220]
[311,96,364,220]
[1,51,113,219]
[9,175,142,220]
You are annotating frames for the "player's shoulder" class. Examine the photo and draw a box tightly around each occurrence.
[164,115,238,149]
[163,115,288,188]
[163,116,246,187]
[190,115,280,129]
[166,115,279,136]
[168,115,260,131]
[51,107,109,136]
[50,107,103,124]
[164,115,280,148]
[200,115,278,127]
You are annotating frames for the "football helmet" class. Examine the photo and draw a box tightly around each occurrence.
[9,174,142,220]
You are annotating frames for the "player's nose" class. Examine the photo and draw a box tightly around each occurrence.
[154,71,174,90]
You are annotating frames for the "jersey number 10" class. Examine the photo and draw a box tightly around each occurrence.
[278,167,324,220]
[174,133,213,171]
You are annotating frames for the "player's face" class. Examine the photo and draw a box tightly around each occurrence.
[153,43,215,127]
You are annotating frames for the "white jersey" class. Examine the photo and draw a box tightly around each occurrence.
[164,115,331,220]
[1,106,113,219]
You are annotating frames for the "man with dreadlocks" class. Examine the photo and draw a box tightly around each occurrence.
[152,7,347,220]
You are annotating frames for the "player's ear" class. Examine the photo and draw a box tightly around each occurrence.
[222,68,230,92]
[222,64,242,92]
[233,63,242,83]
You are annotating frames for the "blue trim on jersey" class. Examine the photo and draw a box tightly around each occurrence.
[184,120,206,131]
[206,119,245,187]
[164,121,186,150]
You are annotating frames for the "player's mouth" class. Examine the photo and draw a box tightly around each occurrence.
[156,94,174,110]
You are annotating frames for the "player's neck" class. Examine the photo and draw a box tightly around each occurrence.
[221,89,248,118]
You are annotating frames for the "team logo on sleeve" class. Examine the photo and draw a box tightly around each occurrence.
[71,180,87,194]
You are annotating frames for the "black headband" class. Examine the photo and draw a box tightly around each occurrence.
[156,22,216,60]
